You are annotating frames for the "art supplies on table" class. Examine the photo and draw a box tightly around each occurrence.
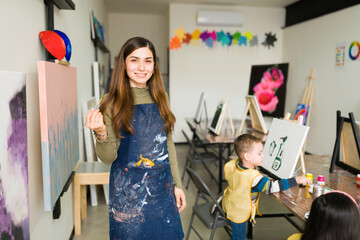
[317,175,325,186]
[306,173,313,183]
[313,184,324,197]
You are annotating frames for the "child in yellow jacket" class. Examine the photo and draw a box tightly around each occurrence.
[222,134,310,240]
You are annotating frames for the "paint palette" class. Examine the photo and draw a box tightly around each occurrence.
[39,30,72,61]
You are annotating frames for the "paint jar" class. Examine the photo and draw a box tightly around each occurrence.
[324,188,333,194]
[317,175,325,186]
[357,174,360,187]
[313,184,324,197]
[306,173,313,185]
[309,184,314,194]
[305,186,312,198]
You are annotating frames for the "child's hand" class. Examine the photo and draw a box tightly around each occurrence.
[295,176,312,186]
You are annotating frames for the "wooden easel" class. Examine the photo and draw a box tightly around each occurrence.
[330,111,360,173]
[222,100,235,136]
[194,94,209,125]
[298,69,315,155]
[238,96,267,135]
[284,112,306,175]
[301,69,315,126]
[210,99,235,136]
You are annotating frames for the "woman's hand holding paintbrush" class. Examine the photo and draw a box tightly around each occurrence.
[85,108,107,142]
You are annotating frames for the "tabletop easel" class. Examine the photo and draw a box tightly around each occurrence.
[222,100,235,136]
[284,112,306,175]
[194,92,209,126]
[210,99,235,136]
[238,95,267,135]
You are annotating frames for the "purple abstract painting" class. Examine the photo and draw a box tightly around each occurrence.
[0,71,29,240]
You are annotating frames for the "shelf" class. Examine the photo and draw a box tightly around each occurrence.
[51,0,75,10]
[93,37,110,53]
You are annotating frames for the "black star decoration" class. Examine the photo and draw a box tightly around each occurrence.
[262,32,277,49]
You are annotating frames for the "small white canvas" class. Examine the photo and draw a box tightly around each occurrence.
[262,118,309,179]
[245,95,267,134]
[194,92,206,123]
[208,100,227,135]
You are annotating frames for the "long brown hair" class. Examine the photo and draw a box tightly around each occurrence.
[99,37,175,137]
[301,192,360,240]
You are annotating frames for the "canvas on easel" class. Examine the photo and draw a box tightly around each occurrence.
[208,99,234,136]
[261,117,309,179]
[330,111,360,174]
[294,104,309,125]
[238,95,268,135]
[283,112,307,175]
[194,92,207,123]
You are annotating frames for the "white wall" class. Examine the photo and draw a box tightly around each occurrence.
[1,0,108,239]
[108,12,169,74]
[3,0,357,237]
[169,3,286,142]
[283,5,360,155]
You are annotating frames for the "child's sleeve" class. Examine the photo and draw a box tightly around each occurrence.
[251,175,297,194]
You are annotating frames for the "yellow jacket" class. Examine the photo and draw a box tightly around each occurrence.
[222,159,261,223]
[287,233,302,240]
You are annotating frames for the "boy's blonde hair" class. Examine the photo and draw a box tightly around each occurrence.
[234,134,262,163]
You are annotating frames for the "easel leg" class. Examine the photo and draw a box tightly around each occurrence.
[238,102,251,135]
[226,103,235,136]
[299,152,306,175]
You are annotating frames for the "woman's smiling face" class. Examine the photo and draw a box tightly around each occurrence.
[125,47,154,88]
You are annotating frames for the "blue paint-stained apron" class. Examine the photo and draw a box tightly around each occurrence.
[109,103,184,240]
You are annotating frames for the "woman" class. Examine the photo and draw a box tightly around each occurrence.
[86,37,185,239]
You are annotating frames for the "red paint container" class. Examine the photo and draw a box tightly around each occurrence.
[317,175,325,186]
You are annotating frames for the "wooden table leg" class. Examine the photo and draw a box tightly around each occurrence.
[74,175,81,235]
[81,185,87,219]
